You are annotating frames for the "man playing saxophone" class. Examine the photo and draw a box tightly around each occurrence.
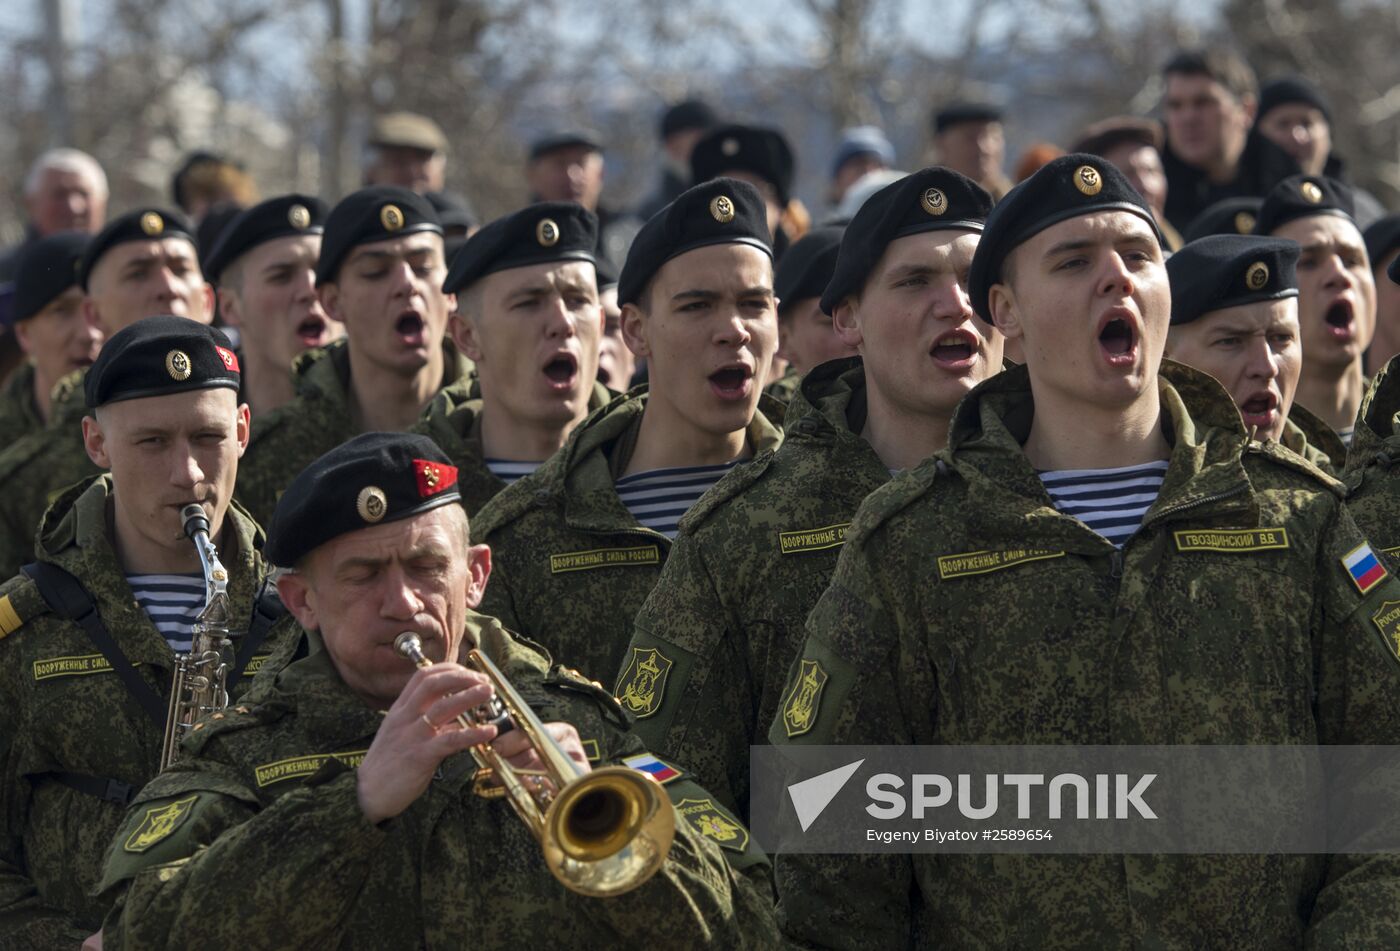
[0,316,294,950]
[96,432,778,949]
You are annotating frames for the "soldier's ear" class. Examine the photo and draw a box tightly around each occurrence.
[197,282,216,324]
[235,403,251,456]
[82,414,111,469]
[450,313,484,362]
[831,297,863,349]
[217,286,242,328]
[620,302,650,359]
[464,543,491,608]
[988,283,1023,341]
[276,571,318,632]
[80,296,104,336]
[318,282,343,325]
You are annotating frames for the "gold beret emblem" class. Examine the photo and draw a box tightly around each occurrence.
[380,204,405,232]
[710,195,736,224]
[288,204,311,229]
[140,212,165,236]
[536,218,560,247]
[356,486,388,523]
[921,187,948,216]
[1073,165,1103,197]
[1245,261,1270,291]
[1234,211,1255,234]
[165,349,192,381]
[1300,181,1323,204]
[720,137,741,157]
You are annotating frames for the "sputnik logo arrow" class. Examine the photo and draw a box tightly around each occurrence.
[787,758,864,832]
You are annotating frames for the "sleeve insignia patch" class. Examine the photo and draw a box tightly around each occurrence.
[1343,542,1388,594]
[1371,601,1400,662]
[615,647,674,718]
[677,797,749,852]
[781,658,828,737]
[549,545,661,573]
[622,752,683,784]
[33,653,113,681]
[778,522,850,555]
[124,795,199,853]
[242,654,272,676]
[937,548,1064,580]
[1173,528,1289,553]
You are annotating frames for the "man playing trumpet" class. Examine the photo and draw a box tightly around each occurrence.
[96,432,777,949]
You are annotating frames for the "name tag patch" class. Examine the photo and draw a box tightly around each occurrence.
[549,545,661,574]
[242,654,272,675]
[937,548,1065,580]
[1173,528,1290,553]
[33,653,113,681]
[254,749,368,788]
[779,522,850,555]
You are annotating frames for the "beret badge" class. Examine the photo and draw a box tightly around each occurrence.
[1073,165,1103,197]
[288,204,312,229]
[356,486,388,523]
[536,218,560,247]
[921,187,948,216]
[414,458,459,498]
[140,212,165,237]
[1234,211,1256,234]
[380,204,405,232]
[721,137,741,157]
[1245,261,1270,291]
[1300,181,1324,204]
[710,195,736,224]
[165,350,192,381]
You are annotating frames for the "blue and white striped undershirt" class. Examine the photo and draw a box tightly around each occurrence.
[127,574,205,653]
[485,459,542,485]
[1039,460,1169,548]
[615,461,741,539]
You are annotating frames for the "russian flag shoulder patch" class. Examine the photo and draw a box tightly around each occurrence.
[622,752,683,785]
[1342,542,1388,595]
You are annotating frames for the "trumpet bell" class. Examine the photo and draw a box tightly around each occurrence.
[544,765,676,897]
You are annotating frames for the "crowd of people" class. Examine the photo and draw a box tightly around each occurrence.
[0,40,1399,949]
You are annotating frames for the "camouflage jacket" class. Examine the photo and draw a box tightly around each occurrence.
[413,378,613,519]
[0,476,291,949]
[0,363,42,451]
[473,386,785,684]
[235,339,475,526]
[1344,355,1400,559]
[621,358,889,819]
[771,360,1400,949]
[1282,400,1347,476]
[96,611,778,950]
[762,366,800,403]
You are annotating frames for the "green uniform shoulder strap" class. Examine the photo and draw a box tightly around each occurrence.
[0,574,51,639]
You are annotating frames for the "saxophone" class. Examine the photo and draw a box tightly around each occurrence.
[159,503,238,769]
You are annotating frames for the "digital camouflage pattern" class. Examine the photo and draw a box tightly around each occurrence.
[762,366,800,403]
[412,377,613,518]
[1282,400,1347,476]
[0,363,42,450]
[235,339,475,526]
[97,611,779,950]
[771,360,1400,949]
[0,476,292,949]
[622,358,888,820]
[472,386,785,685]
[1344,355,1400,559]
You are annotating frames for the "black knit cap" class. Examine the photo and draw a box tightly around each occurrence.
[967,152,1164,322]
[441,202,597,294]
[1253,174,1355,236]
[690,124,795,205]
[821,167,993,315]
[1363,214,1400,275]
[85,315,240,408]
[661,99,718,139]
[1183,197,1263,243]
[265,432,462,567]
[202,194,328,284]
[13,232,88,322]
[315,186,442,285]
[932,102,1003,135]
[1166,235,1300,326]
[777,226,844,316]
[617,177,772,308]
[1258,76,1332,124]
[79,208,196,291]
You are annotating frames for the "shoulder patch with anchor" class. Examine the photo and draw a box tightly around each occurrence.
[124,796,199,853]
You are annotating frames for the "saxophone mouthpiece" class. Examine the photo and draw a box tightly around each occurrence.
[394,632,425,661]
[181,503,211,539]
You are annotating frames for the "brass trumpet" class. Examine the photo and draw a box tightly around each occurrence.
[394,632,674,896]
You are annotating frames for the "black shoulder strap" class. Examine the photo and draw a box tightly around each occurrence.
[228,578,286,692]
[20,561,167,729]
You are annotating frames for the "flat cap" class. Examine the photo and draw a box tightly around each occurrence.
[1254,174,1354,236]
[1363,213,1400,274]
[202,194,327,284]
[776,226,844,316]
[661,99,718,139]
[368,112,448,153]
[821,167,992,314]
[85,315,240,408]
[1070,115,1162,157]
[79,208,196,291]
[528,130,602,161]
[932,102,1003,135]
[316,186,442,285]
[265,432,461,567]
[1184,197,1263,243]
[967,153,1163,321]
[442,202,597,294]
[13,232,87,322]
[618,177,772,308]
[1258,76,1332,123]
[831,126,895,179]
[691,124,795,205]
[1166,235,1300,326]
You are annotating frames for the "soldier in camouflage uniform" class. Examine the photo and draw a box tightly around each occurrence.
[771,154,1400,947]
[1345,261,1400,556]
[235,186,473,527]
[413,202,612,517]
[0,209,212,581]
[474,179,784,684]
[96,432,778,949]
[0,233,101,448]
[0,318,292,949]
[621,168,999,819]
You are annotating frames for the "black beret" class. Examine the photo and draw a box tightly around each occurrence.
[932,102,1003,135]
[821,167,993,314]
[1254,174,1355,236]
[1363,213,1400,273]
[79,208,196,291]
[13,232,88,322]
[442,202,597,294]
[1166,235,1299,326]
[265,432,462,567]
[595,256,619,292]
[691,124,795,205]
[425,191,478,234]
[195,204,245,274]
[203,194,328,284]
[1258,76,1332,124]
[661,99,718,139]
[315,186,441,285]
[85,315,240,408]
[777,226,844,316]
[617,177,772,308]
[528,130,602,161]
[967,153,1164,322]
[1183,197,1263,243]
